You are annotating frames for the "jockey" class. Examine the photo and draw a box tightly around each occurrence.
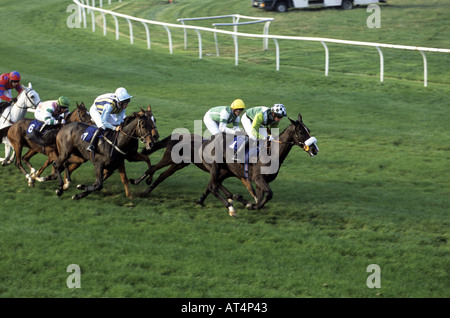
[234,104,287,160]
[87,87,132,153]
[0,71,23,113]
[203,99,245,136]
[35,96,71,128]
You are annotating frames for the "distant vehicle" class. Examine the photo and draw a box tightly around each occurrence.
[252,0,386,12]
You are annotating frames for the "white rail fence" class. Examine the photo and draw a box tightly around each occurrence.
[72,0,450,87]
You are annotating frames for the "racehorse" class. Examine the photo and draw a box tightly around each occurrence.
[201,114,319,216]
[7,102,92,186]
[52,108,158,199]
[0,83,41,166]
[132,133,260,210]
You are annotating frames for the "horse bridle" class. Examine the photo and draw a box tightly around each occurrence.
[272,122,318,152]
[16,88,41,109]
[118,115,156,145]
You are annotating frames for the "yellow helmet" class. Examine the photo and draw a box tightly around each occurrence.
[230,99,245,110]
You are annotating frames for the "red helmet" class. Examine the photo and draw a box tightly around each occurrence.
[9,71,21,82]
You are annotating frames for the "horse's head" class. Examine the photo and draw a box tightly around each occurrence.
[65,102,92,124]
[17,83,41,109]
[135,105,159,150]
[289,113,319,157]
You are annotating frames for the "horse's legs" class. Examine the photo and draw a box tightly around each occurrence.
[1,138,15,166]
[73,163,104,200]
[141,162,189,197]
[206,163,237,217]
[125,152,151,185]
[206,179,237,217]
[251,176,273,210]
[13,145,36,186]
[117,162,131,198]
[53,147,74,196]
[61,156,87,189]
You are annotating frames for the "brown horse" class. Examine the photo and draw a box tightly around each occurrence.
[201,114,319,216]
[52,108,158,200]
[7,102,92,186]
[133,133,259,209]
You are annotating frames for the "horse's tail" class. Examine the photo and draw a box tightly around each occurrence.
[141,135,172,155]
[26,127,59,147]
[26,129,46,146]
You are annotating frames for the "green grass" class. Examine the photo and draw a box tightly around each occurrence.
[0,0,448,298]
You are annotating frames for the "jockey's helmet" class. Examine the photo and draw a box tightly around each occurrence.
[9,71,21,82]
[115,87,132,103]
[57,96,71,110]
[271,104,287,117]
[231,99,245,110]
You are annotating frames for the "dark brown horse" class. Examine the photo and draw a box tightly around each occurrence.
[52,108,158,199]
[133,133,259,211]
[201,114,319,216]
[7,102,92,186]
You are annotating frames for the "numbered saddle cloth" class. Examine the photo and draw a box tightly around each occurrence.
[26,119,44,135]
[81,126,104,142]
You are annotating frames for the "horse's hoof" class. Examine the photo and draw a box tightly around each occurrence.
[195,199,205,207]
[246,203,254,210]
[228,206,237,217]
[72,194,80,200]
[233,194,243,200]
[56,189,63,196]
[77,184,84,190]
[129,179,136,185]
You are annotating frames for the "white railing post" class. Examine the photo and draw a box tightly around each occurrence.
[162,25,173,54]
[376,46,384,82]
[90,9,95,32]
[100,12,107,36]
[321,41,329,77]
[420,51,428,87]
[195,29,202,59]
[273,39,280,71]
[126,18,133,44]
[112,14,119,40]
[180,20,187,50]
[263,21,270,51]
[214,26,219,56]
[142,22,151,49]
[233,34,238,66]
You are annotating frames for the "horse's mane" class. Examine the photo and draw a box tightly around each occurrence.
[278,119,297,136]
[122,109,152,125]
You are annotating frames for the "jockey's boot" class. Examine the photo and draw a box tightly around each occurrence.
[86,127,104,153]
[233,137,250,162]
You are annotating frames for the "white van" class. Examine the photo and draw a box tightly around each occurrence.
[252,0,386,12]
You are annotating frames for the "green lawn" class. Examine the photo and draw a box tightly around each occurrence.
[0,0,448,298]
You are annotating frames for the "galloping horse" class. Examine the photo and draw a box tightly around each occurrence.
[201,114,319,216]
[0,83,41,165]
[53,108,158,199]
[132,133,259,207]
[7,102,92,186]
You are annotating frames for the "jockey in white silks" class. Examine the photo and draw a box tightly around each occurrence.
[87,87,132,153]
[34,97,71,127]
